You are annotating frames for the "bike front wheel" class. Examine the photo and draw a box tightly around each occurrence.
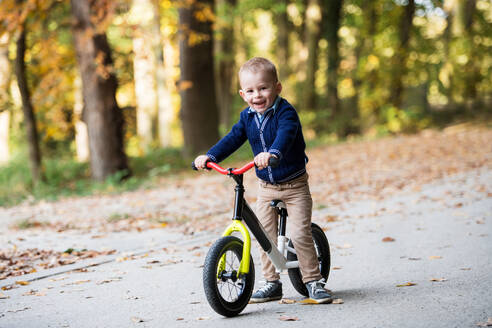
[287,223,331,296]
[203,236,255,317]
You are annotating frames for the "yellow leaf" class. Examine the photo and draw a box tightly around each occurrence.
[396,282,416,287]
[332,298,344,304]
[278,298,296,304]
[430,278,447,282]
[16,281,30,286]
[429,256,442,260]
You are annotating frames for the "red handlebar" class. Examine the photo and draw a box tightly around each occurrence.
[206,161,255,175]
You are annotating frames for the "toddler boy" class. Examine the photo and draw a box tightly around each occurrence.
[194,57,332,304]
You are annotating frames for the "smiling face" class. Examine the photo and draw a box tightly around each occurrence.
[238,70,282,114]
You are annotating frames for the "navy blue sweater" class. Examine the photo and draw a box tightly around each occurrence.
[207,97,308,184]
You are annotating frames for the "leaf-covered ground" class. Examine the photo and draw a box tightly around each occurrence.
[1,124,491,281]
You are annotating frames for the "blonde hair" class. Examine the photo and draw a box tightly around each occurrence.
[239,57,279,83]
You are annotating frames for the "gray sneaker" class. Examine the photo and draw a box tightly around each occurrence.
[249,280,283,303]
[305,278,333,304]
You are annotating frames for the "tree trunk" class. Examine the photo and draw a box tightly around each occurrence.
[215,0,237,130]
[275,0,290,82]
[322,0,343,115]
[441,0,455,105]
[15,29,44,183]
[70,0,129,180]
[303,0,322,111]
[74,74,89,162]
[178,0,220,156]
[132,0,158,151]
[389,0,415,109]
[354,0,378,134]
[455,0,478,108]
[153,0,174,148]
[0,33,10,164]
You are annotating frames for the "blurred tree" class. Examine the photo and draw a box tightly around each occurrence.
[0,33,11,164]
[454,0,479,109]
[353,0,379,133]
[389,0,415,108]
[215,0,237,129]
[130,0,174,150]
[275,0,290,82]
[15,27,44,183]
[153,0,174,148]
[303,0,322,111]
[178,0,220,156]
[322,0,343,117]
[441,0,455,105]
[70,0,130,180]
[131,0,159,151]
[73,74,89,162]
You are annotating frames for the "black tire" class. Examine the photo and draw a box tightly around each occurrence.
[287,223,330,296]
[203,236,255,317]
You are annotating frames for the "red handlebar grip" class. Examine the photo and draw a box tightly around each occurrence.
[206,161,255,175]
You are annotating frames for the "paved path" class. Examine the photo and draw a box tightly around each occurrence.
[0,167,491,328]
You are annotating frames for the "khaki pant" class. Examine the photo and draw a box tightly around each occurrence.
[256,173,322,283]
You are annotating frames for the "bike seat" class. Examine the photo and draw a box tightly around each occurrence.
[270,199,286,209]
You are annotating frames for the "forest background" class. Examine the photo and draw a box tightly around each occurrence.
[0,0,490,207]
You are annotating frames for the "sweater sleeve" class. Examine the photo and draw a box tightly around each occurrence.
[268,108,299,161]
[206,112,247,163]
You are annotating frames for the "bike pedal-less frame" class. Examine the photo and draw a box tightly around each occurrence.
[193,160,330,317]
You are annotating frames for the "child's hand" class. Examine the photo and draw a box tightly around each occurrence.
[194,155,211,170]
[254,152,274,170]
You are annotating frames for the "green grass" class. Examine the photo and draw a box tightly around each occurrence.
[0,147,190,207]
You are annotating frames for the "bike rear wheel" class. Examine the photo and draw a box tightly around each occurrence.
[287,223,330,296]
[203,236,255,317]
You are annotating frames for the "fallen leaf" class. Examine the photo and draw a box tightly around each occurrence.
[408,257,421,261]
[332,266,342,270]
[91,235,107,239]
[460,267,472,271]
[176,318,184,321]
[16,281,30,286]
[429,256,442,260]
[279,315,299,321]
[197,317,210,321]
[0,292,9,299]
[96,277,122,285]
[279,298,296,304]
[382,237,395,242]
[396,282,417,287]
[336,243,352,249]
[300,299,319,304]
[131,316,145,323]
[332,298,344,304]
[190,301,200,304]
[476,318,492,327]
[430,278,447,282]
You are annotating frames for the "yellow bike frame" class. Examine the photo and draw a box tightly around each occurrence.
[218,220,251,275]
